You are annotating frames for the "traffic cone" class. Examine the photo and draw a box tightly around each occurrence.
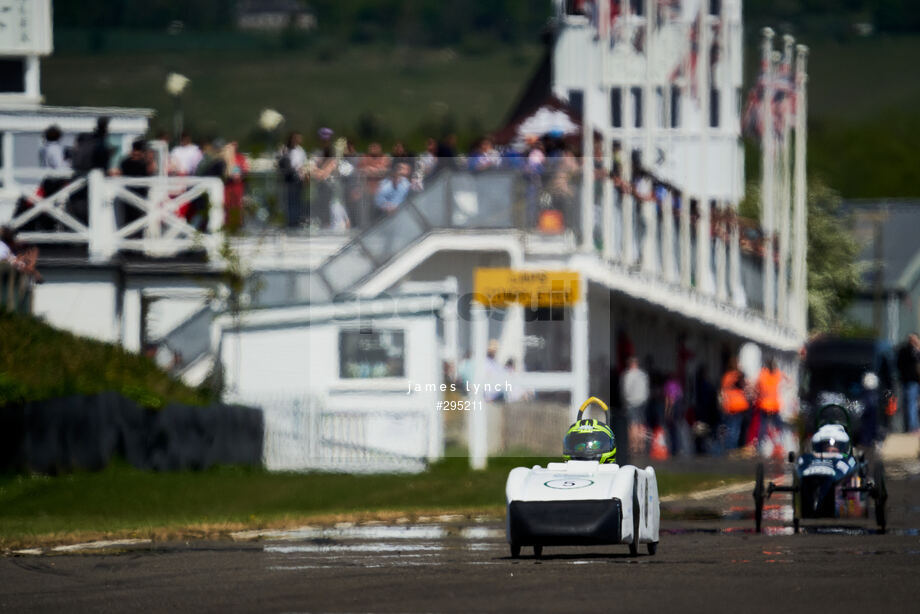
[650,426,669,461]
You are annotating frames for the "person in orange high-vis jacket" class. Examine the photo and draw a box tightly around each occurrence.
[720,357,749,451]
[756,358,784,447]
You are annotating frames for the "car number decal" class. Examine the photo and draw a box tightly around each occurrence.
[803,465,835,477]
[544,478,594,489]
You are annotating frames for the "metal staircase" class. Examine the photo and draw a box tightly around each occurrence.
[308,168,518,302]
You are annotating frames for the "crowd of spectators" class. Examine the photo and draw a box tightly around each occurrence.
[447,322,797,460]
[17,118,252,233]
[268,126,690,238]
[162,133,249,230]
[275,128,460,231]
[610,330,791,459]
[16,116,726,249]
[606,330,920,460]
[271,126,633,233]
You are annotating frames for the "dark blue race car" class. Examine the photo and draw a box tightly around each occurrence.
[753,404,887,533]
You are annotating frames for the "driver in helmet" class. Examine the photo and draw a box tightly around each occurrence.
[563,419,617,464]
[811,424,851,457]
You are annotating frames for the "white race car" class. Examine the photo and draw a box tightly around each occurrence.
[505,397,660,558]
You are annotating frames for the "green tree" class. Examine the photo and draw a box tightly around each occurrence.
[805,180,863,332]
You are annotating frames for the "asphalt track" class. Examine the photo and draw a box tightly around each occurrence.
[2,464,920,613]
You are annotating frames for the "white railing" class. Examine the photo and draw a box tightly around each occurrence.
[9,170,225,261]
[240,393,429,474]
[8,175,90,244]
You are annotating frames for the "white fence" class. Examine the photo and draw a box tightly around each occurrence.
[238,394,429,474]
[8,170,225,261]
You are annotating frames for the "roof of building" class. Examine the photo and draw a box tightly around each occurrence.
[0,104,154,118]
[502,45,554,129]
[492,95,582,146]
[845,200,920,291]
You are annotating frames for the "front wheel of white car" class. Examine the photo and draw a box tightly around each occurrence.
[510,544,521,558]
[647,541,658,555]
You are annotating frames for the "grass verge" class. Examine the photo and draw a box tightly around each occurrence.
[0,457,746,549]
[0,312,210,408]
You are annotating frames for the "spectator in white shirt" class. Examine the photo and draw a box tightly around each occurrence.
[0,228,14,263]
[39,125,69,170]
[169,132,203,176]
[621,356,650,455]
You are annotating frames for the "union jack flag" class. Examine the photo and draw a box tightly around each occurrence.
[742,59,796,141]
[668,13,700,98]
[772,57,796,138]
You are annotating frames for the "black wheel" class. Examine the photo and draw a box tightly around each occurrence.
[754,463,765,533]
[510,544,521,559]
[874,462,888,533]
[647,541,658,556]
[792,471,801,533]
[533,545,543,559]
[629,471,640,556]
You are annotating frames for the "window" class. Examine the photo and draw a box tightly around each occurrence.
[13,133,42,168]
[631,87,642,128]
[710,87,720,128]
[670,85,681,128]
[611,87,622,128]
[656,86,665,128]
[568,89,584,118]
[523,307,571,372]
[709,0,722,16]
[0,59,25,93]
[339,329,405,379]
[736,87,742,123]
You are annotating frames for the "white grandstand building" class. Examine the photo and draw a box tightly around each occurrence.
[5,0,810,471]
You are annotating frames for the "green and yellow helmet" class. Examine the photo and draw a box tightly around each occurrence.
[563,397,617,464]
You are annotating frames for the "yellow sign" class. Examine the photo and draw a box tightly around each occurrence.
[473,268,580,307]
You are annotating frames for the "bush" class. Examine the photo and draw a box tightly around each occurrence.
[0,312,211,409]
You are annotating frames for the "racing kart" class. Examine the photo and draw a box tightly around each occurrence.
[505,397,660,558]
[753,404,887,533]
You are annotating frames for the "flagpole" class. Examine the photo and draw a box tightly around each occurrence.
[581,18,595,253]
[641,0,657,273]
[760,27,775,319]
[696,0,713,294]
[777,34,794,324]
[601,0,614,261]
[678,5,692,288]
[792,44,809,335]
[622,9,635,267]
[728,0,744,307]
[714,5,728,301]
[662,1,675,283]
